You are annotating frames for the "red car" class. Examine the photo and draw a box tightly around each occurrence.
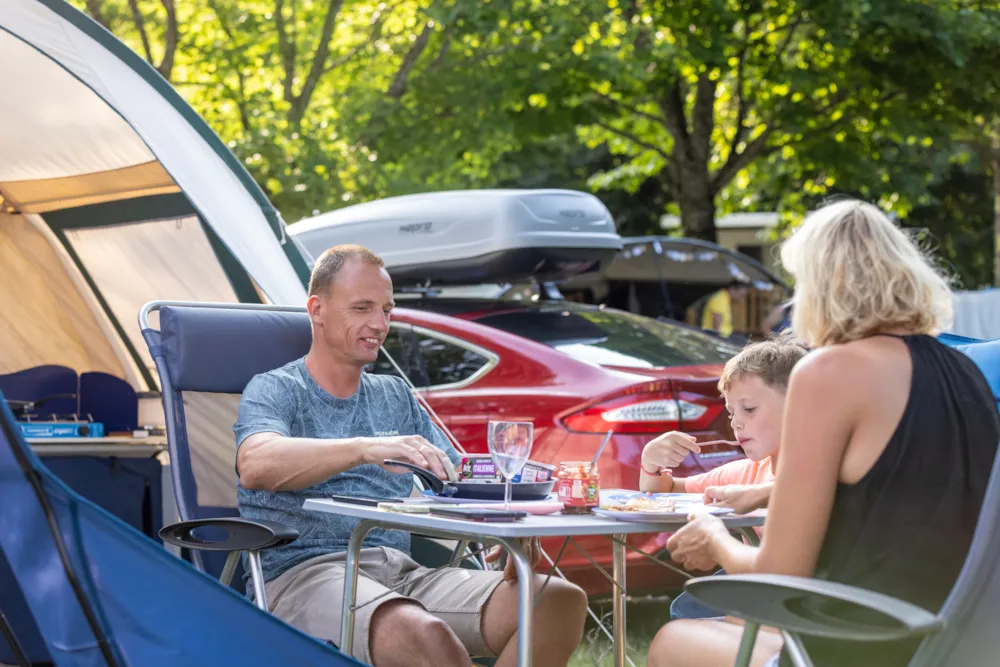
[371,297,744,595]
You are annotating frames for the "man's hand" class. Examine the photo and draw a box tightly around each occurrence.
[362,435,456,481]
[703,483,772,515]
[485,538,542,581]
[641,431,701,471]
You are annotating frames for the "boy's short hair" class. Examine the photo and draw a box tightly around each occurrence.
[718,332,809,395]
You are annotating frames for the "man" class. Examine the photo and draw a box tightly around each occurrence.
[233,244,588,667]
[700,281,749,338]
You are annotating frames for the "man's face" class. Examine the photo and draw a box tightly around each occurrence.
[308,257,394,367]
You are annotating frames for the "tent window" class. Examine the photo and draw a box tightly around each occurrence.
[64,216,239,381]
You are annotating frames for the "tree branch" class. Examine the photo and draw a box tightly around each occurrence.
[595,121,672,161]
[84,0,111,31]
[327,6,389,71]
[387,20,434,99]
[127,0,154,65]
[727,15,753,165]
[594,91,669,128]
[290,0,345,125]
[205,0,251,132]
[429,25,454,71]
[157,0,178,81]
[659,80,691,161]
[712,125,776,190]
[761,17,808,83]
[274,0,296,105]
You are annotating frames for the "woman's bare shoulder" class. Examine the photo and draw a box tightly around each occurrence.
[790,340,895,394]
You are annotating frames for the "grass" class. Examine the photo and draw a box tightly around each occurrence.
[568,598,672,667]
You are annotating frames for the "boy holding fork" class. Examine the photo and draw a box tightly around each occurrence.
[639,334,808,619]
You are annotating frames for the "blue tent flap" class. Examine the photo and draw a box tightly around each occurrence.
[0,392,366,667]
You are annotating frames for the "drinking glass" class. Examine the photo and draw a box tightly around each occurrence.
[487,420,533,509]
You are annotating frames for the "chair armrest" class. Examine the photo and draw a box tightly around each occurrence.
[159,517,298,553]
[684,574,942,642]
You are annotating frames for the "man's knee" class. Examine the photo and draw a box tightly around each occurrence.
[535,577,588,637]
[370,600,467,667]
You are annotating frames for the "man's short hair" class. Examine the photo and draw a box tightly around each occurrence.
[308,244,385,296]
[718,331,809,395]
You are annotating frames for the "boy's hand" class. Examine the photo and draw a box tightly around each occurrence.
[703,483,772,514]
[642,431,701,470]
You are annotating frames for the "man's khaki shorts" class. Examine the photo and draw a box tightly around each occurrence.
[265,547,506,664]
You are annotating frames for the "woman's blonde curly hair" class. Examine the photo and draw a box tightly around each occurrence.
[779,199,954,348]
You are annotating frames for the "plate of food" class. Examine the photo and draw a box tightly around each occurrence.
[594,489,733,522]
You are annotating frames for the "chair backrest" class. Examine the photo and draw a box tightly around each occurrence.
[908,436,1000,666]
[0,389,362,667]
[140,302,311,587]
[944,336,1000,407]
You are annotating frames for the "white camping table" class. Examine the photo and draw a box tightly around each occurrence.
[303,499,766,667]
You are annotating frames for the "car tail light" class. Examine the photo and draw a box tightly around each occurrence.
[559,380,721,434]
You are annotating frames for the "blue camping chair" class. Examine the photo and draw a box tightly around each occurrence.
[138,301,312,606]
[0,389,366,667]
[137,301,486,608]
[682,336,1000,667]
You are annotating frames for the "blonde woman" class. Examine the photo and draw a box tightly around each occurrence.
[647,199,1000,667]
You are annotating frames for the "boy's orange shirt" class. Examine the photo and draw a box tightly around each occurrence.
[681,457,775,494]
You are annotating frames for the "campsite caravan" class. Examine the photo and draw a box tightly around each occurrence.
[0,2,311,661]
[288,189,624,286]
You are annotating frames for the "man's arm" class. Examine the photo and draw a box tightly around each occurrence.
[237,432,366,491]
[237,432,448,492]
[233,373,451,492]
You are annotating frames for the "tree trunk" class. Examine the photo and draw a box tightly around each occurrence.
[677,176,717,243]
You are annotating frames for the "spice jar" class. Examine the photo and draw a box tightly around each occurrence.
[556,461,600,514]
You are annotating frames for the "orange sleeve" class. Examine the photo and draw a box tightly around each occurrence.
[680,460,754,495]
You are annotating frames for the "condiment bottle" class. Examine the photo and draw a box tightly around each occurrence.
[556,461,600,514]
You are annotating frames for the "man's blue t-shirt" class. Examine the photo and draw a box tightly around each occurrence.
[233,357,461,582]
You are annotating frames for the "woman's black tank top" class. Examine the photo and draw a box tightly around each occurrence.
[783,334,1000,666]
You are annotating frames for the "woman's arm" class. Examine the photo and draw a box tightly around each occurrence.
[668,348,862,577]
[752,348,860,575]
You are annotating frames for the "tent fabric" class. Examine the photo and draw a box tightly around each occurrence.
[949,289,1000,342]
[8,162,180,213]
[0,392,365,667]
[0,30,156,184]
[1,0,307,305]
[184,391,242,508]
[0,213,124,376]
[64,216,241,376]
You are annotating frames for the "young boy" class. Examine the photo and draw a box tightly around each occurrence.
[639,334,808,619]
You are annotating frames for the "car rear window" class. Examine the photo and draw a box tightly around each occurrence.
[474,308,741,368]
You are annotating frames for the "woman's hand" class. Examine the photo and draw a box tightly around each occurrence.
[666,512,732,571]
[642,431,701,471]
[703,483,772,515]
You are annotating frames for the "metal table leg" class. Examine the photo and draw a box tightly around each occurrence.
[340,520,378,654]
[612,533,627,667]
[493,537,534,667]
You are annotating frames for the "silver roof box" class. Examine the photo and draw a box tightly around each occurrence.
[287,189,622,286]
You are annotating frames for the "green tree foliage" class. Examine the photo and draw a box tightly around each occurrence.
[72,0,1000,283]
